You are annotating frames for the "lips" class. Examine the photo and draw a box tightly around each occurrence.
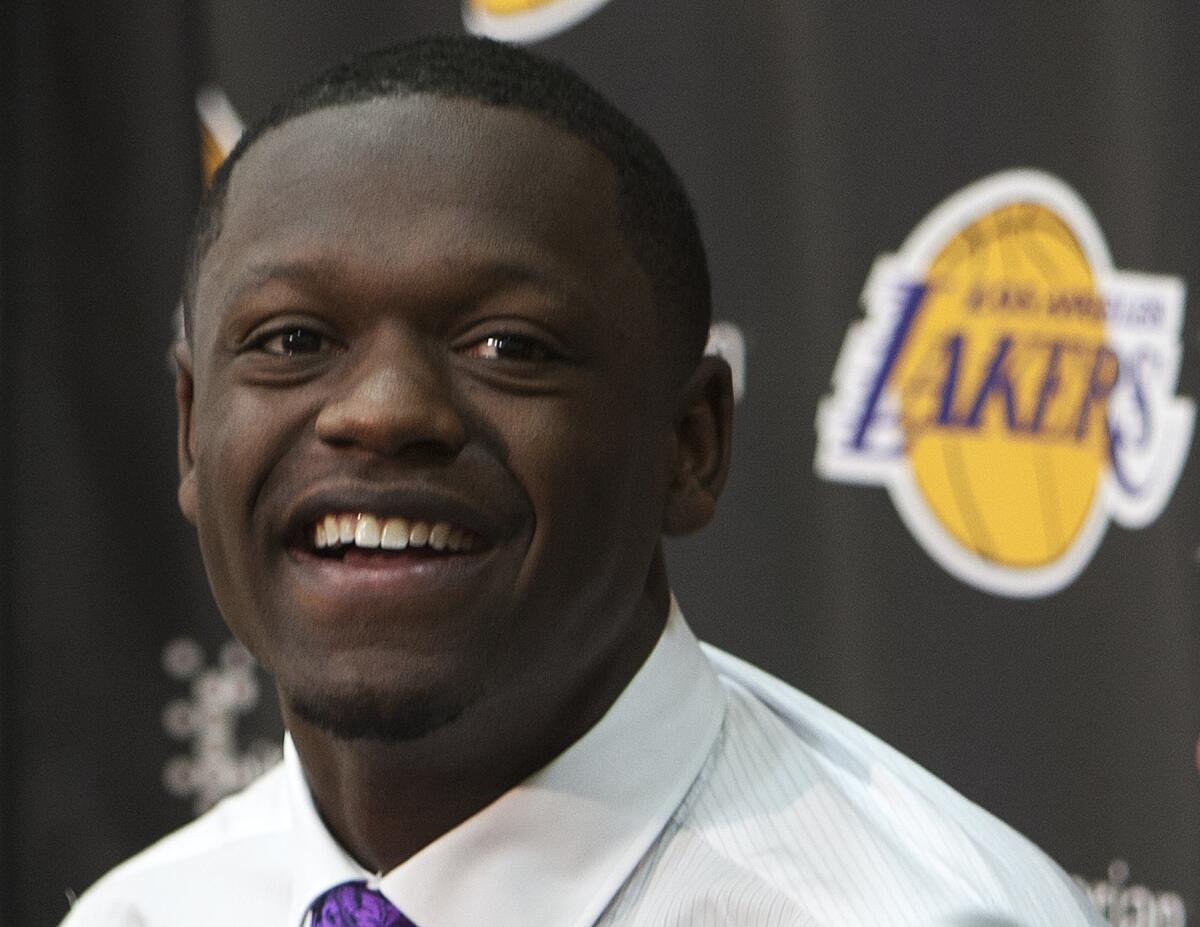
[279,481,517,571]
[273,483,518,609]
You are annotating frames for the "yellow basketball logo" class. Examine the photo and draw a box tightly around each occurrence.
[463,0,613,42]
[196,86,244,188]
[473,0,555,11]
[817,171,1193,597]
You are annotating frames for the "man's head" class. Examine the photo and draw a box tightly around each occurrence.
[183,36,712,372]
[175,36,732,747]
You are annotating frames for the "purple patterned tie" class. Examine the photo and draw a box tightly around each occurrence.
[306,881,418,927]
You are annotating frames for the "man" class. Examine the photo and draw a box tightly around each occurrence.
[63,36,1104,927]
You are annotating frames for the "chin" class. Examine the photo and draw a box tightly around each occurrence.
[286,683,472,742]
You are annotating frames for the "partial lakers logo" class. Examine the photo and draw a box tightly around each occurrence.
[817,170,1194,597]
[197,86,244,186]
[463,0,612,42]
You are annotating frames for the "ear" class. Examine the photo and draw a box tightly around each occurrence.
[663,356,734,536]
[174,341,198,525]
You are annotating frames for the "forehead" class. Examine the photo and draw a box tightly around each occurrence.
[194,94,647,334]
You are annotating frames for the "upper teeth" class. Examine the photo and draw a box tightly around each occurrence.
[313,514,475,553]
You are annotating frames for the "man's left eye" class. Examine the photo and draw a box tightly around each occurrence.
[464,334,559,363]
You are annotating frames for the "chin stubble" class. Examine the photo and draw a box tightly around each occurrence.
[287,686,471,742]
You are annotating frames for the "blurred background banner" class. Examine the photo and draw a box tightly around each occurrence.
[3,2,1198,924]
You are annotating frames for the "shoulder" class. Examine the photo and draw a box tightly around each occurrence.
[59,762,290,927]
[665,645,1105,926]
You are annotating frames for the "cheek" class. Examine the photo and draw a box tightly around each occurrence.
[196,384,300,494]
[191,390,290,597]
[502,391,674,556]
[194,396,255,521]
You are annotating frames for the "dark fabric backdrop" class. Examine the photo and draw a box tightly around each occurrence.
[3,2,1197,924]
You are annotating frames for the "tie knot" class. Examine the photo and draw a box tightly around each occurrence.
[307,880,417,927]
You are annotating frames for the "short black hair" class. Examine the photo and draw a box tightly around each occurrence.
[183,35,711,365]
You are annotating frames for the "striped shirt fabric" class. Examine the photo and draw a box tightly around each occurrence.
[599,646,1103,926]
[61,600,1105,927]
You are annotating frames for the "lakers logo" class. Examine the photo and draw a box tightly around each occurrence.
[196,86,243,186]
[817,170,1194,597]
[463,0,613,42]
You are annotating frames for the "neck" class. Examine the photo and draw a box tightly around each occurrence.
[284,572,670,872]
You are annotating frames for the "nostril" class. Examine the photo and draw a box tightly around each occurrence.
[314,394,467,457]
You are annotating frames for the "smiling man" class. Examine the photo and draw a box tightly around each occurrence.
[63,36,1104,927]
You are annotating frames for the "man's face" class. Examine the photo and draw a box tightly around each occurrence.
[178,95,713,738]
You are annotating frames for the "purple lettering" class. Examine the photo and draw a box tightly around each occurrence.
[851,283,928,451]
[965,336,1020,430]
[1075,346,1119,442]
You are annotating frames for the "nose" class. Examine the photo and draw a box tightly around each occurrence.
[314,330,467,458]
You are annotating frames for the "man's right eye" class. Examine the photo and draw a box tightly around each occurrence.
[250,327,331,356]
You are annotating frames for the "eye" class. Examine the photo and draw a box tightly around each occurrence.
[463,333,560,363]
[249,326,333,357]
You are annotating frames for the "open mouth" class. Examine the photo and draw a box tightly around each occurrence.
[308,513,481,560]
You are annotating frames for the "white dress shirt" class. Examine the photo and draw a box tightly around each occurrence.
[61,600,1105,926]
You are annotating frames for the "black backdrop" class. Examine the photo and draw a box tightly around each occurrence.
[3,2,1198,924]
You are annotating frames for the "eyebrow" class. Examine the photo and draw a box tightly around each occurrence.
[218,258,352,313]
[219,256,600,319]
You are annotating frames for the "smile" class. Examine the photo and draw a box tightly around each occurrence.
[313,513,479,554]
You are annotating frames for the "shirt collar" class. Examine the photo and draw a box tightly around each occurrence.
[287,737,373,926]
[286,597,726,927]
